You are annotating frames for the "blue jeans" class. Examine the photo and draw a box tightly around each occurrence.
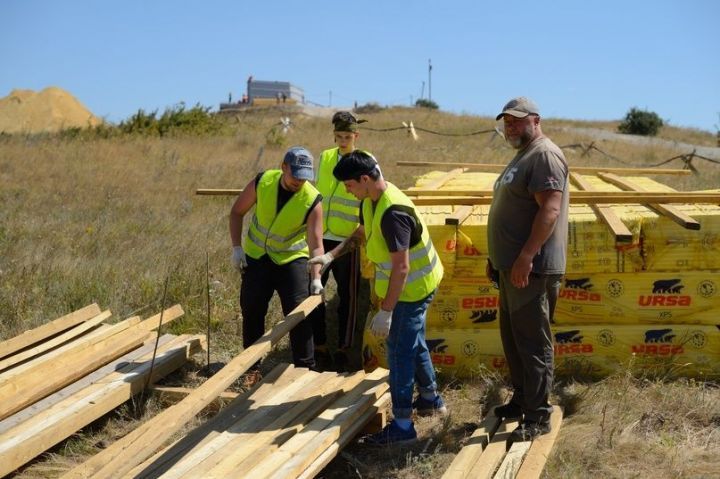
[386,291,438,419]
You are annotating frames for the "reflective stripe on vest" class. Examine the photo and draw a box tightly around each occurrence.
[243,169,319,265]
[317,148,361,238]
[364,182,443,302]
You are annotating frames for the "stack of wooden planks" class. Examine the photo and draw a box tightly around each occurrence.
[442,406,563,479]
[0,303,203,477]
[125,364,390,478]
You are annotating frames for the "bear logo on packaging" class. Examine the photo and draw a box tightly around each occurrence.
[470,309,497,323]
[633,328,683,355]
[640,279,691,307]
[644,329,675,343]
[565,278,594,290]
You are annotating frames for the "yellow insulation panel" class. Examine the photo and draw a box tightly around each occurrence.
[362,324,720,379]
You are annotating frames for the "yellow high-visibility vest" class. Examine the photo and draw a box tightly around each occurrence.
[363,182,443,302]
[316,147,361,238]
[243,170,320,265]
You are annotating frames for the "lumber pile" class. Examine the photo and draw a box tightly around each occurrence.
[362,167,720,379]
[442,406,563,479]
[125,364,390,479]
[0,304,202,477]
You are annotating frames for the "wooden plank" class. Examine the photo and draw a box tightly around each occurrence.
[516,407,564,479]
[126,364,295,478]
[409,167,469,191]
[0,336,174,435]
[597,172,701,230]
[0,304,101,360]
[201,371,368,477]
[297,392,392,479]
[445,205,475,226]
[62,295,322,479]
[158,368,324,479]
[0,325,152,420]
[149,385,240,401]
[188,371,357,479]
[493,441,531,479]
[249,368,389,479]
[467,419,520,479]
[404,188,719,199]
[0,320,137,383]
[0,310,112,373]
[442,412,503,479]
[0,334,202,478]
[409,193,720,206]
[395,161,693,175]
[569,172,634,243]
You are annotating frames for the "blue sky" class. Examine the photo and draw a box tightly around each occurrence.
[2,0,718,131]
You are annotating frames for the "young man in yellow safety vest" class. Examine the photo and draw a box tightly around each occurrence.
[230,146,325,374]
[309,151,447,445]
[310,111,366,372]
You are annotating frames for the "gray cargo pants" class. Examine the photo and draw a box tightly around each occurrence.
[498,270,561,423]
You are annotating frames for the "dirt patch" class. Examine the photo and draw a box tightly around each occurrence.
[0,86,101,134]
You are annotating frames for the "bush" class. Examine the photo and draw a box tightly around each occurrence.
[415,98,439,110]
[354,102,385,114]
[618,107,664,136]
[118,103,228,137]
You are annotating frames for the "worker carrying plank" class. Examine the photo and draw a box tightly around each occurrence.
[230,146,325,377]
[309,111,367,372]
[309,150,447,445]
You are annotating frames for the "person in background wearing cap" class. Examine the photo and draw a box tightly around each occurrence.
[310,150,447,445]
[309,111,367,372]
[487,97,569,443]
[230,146,325,377]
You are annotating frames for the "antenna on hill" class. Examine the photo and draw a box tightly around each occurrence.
[428,59,432,102]
[420,81,425,100]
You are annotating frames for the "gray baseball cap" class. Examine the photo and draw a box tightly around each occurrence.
[496,97,540,120]
[283,146,314,180]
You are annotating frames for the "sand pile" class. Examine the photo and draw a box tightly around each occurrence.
[0,87,102,134]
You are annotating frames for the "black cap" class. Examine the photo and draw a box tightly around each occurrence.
[332,111,366,132]
[333,150,378,181]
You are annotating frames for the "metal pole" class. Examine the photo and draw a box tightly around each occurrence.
[428,58,432,102]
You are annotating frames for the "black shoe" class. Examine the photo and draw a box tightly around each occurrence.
[508,419,550,444]
[333,350,349,373]
[314,347,333,372]
[493,402,523,419]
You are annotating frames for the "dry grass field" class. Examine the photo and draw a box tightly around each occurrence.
[1,106,719,478]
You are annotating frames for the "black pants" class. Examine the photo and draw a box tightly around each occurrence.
[498,271,561,423]
[310,239,360,350]
[240,255,314,369]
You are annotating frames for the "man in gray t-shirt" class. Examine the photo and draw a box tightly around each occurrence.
[487,97,569,444]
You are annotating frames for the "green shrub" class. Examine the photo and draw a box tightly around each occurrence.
[354,102,385,114]
[618,107,664,136]
[118,103,228,137]
[415,98,439,110]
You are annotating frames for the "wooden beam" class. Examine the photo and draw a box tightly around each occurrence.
[0,335,202,477]
[442,412,503,479]
[296,392,392,479]
[0,336,175,435]
[409,167,468,191]
[467,419,521,478]
[126,364,295,478]
[0,326,150,420]
[396,161,692,175]
[0,304,101,360]
[445,205,475,226]
[149,385,240,401]
[493,441,531,479]
[516,407,564,479]
[597,172,701,230]
[61,295,322,479]
[569,172,634,243]
[0,310,111,373]
[404,189,720,199]
[408,193,720,206]
[192,371,362,478]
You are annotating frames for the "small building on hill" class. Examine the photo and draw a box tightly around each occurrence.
[219,78,304,111]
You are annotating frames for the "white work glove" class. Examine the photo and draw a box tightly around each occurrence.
[310,278,324,295]
[232,245,247,272]
[307,252,334,275]
[369,309,392,338]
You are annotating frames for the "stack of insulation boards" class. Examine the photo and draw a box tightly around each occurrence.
[122,364,390,479]
[0,303,203,477]
[362,171,720,379]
